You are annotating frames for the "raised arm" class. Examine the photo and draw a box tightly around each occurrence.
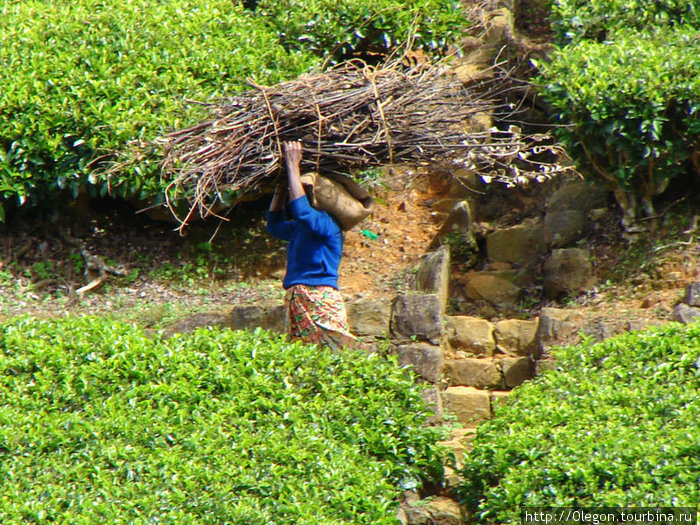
[283,141,340,238]
[269,182,287,212]
[284,141,305,201]
[266,181,293,241]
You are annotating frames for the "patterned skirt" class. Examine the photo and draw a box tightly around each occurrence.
[285,284,362,351]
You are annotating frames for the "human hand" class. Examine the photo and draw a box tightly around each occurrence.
[283,141,302,169]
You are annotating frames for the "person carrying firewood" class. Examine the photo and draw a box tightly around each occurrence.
[266,141,364,351]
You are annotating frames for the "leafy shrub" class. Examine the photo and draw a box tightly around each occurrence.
[458,323,700,523]
[550,0,699,44]
[0,0,468,221]
[540,0,700,230]
[254,0,466,63]
[0,1,315,217]
[538,26,700,228]
[0,316,446,523]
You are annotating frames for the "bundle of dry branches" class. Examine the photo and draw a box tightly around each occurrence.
[141,59,571,227]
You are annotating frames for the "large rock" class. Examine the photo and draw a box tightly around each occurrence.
[443,386,491,424]
[546,181,608,213]
[424,497,464,525]
[685,282,700,307]
[501,356,533,388]
[543,248,596,299]
[581,318,623,342]
[627,319,666,333]
[494,319,539,357]
[455,8,515,85]
[486,219,545,265]
[433,199,473,234]
[535,359,559,375]
[544,210,587,248]
[420,386,444,424]
[445,316,496,356]
[481,268,533,288]
[396,507,409,525]
[401,504,428,525]
[397,343,444,383]
[403,496,464,525]
[229,304,286,333]
[444,358,502,389]
[537,307,585,350]
[415,245,451,313]
[391,293,443,344]
[347,297,391,337]
[448,167,483,197]
[431,201,478,267]
[463,271,522,309]
[430,197,466,214]
[672,303,700,324]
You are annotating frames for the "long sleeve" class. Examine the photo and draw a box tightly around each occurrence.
[265,209,294,241]
[287,196,339,238]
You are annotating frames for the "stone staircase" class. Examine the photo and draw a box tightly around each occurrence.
[161,245,562,524]
[161,252,699,525]
[161,236,698,525]
[156,0,700,512]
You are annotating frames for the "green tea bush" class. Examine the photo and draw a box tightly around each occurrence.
[550,0,699,44]
[254,0,466,63]
[0,316,446,523]
[459,323,700,523]
[538,26,700,228]
[0,0,468,221]
[0,1,315,218]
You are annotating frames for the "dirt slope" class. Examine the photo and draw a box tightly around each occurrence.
[1,164,697,335]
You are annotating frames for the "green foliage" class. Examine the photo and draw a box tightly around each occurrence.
[538,25,700,225]
[0,316,446,523]
[147,249,237,287]
[254,0,466,63]
[459,323,700,522]
[550,0,699,44]
[443,231,478,268]
[67,253,85,276]
[541,26,699,185]
[0,1,315,213]
[0,0,468,219]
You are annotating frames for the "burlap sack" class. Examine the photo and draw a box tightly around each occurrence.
[299,172,374,231]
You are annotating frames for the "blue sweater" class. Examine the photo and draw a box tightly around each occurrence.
[266,196,343,289]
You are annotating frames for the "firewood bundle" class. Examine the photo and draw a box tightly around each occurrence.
[141,59,571,226]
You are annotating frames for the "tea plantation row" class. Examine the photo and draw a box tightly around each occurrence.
[539,0,699,228]
[0,0,464,220]
[460,322,699,522]
[0,316,446,523]
[1,316,698,520]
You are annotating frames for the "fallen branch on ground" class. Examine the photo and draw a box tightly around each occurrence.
[58,227,128,295]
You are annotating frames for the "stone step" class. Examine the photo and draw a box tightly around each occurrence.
[439,426,478,480]
[445,315,541,358]
[443,387,511,425]
[399,495,465,525]
[443,356,534,389]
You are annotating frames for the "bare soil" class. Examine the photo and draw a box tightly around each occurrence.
[0,168,443,322]
[4,0,694,335]
[1,167,697,335]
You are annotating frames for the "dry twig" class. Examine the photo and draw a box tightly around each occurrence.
[108,59,573,230]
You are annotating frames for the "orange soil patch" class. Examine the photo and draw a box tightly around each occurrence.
[338,167,449,298]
